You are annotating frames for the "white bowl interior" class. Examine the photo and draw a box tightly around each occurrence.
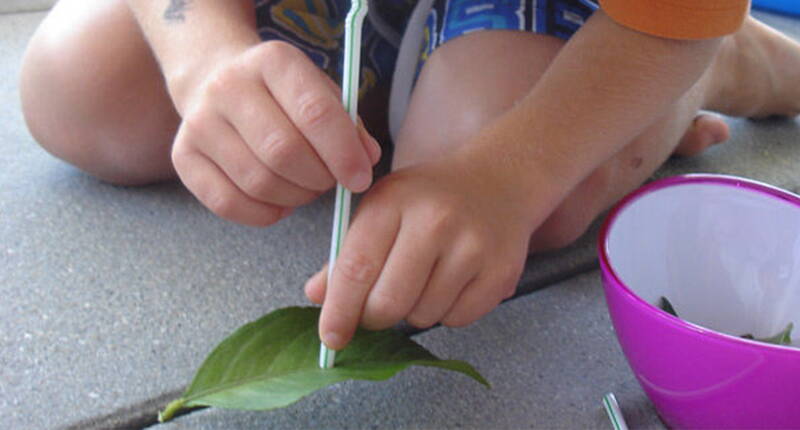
[607,182,800,345]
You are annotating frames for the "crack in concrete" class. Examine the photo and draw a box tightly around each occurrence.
[0,8,52,15]
[60,389,185,430]
[60,259,600,429]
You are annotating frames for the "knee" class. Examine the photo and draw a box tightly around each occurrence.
[530,206,594,251]
[529,168,614,251]
[20,4,176,186]
[21,19,90,170]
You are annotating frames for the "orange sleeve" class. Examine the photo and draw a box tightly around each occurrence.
[598,0,750,40]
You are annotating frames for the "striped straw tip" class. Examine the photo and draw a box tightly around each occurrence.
[603,393,629,430]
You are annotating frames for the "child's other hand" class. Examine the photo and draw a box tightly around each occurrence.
[306,153,535,350]
[171,41,381,226]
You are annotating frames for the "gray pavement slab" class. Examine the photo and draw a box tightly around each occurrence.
[1,7,799,430]
[153,271,664,430]
[2,11,329,430]
[0,0,56,14]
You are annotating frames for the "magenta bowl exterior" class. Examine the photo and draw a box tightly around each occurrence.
[599,174,800,429]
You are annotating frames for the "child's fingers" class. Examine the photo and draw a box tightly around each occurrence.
[440,277,500,328]
[356,118,382,165]
[360,223,440,331]
[441,263,523,328]
[260,43,374,193]
[310,63,380,166]
[304,265,328,305]
[172,147,285,227]
[216,77,335,193]
[405,247,481,329]
[196,115,319,208]
[319,206,401,350]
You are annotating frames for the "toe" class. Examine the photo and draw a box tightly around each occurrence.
[674,114,730,157]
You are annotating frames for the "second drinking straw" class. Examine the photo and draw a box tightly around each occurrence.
[319,0,369,370]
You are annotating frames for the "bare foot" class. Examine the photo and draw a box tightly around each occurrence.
[707,17,800,118]
[673,113,730,157]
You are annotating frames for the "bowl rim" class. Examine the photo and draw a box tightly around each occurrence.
[598,173,800,354]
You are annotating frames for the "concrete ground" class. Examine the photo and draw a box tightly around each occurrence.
[2,3,799,429]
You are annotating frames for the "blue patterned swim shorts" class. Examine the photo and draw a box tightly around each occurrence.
[253,0,598,93]
[253,0,414,97]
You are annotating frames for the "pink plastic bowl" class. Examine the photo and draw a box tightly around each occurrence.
[599,174,800,429]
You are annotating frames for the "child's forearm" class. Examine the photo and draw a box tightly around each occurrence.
[126,0,262,113]
[464,10,721,224]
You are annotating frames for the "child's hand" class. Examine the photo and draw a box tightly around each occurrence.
[305,151,537,350]
[171,42,381,226]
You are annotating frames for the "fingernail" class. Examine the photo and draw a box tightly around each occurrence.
[322,331,343,350]
[349,171,372,193]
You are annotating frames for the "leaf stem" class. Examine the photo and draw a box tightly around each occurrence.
[158,398,186,422]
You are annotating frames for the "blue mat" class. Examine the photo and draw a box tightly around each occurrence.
[752,0,800,17]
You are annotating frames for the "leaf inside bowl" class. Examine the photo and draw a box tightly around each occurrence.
[159,306,489,422]
[658,297,678,317]
[658,297,794,347]
[741,322,794,346]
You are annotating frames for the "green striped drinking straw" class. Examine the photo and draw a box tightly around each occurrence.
[603,393,629,430]
[319,0,369,370]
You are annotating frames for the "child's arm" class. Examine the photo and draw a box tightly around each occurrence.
[125,0,261,114]
[126,1,380,226]
[462,9,722,209]
[315,9,727,350]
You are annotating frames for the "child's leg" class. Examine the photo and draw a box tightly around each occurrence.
[705,17,800,119]
[539,16,800,249]
[394,15,800,251]
[394,31,705,249]
[531,18,800,249]
[20,0,179,185]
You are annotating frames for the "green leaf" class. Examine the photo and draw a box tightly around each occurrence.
[658,297,678,317]
[741,322,794,346]
[660,296,794,347]
[159,307,489,422]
